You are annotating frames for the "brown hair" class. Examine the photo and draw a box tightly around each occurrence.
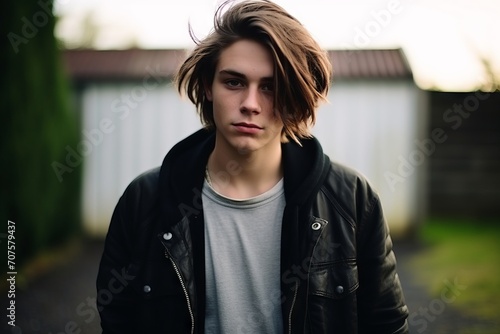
[175,0,332,143]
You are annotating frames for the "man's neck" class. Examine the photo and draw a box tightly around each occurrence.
[207,139,283,199]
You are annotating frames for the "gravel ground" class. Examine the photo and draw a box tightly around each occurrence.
[2,238,498,333]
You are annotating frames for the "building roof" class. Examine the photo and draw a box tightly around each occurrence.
[63,49,187,81]
[63,48,412,81]
[328,49,412,79]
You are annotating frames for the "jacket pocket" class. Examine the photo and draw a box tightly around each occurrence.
[308,261,359,299]
[128,259,191,332]
[129,257,185,300]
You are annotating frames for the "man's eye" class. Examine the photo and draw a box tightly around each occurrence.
[261,83,273,91]
[225,80,241,87]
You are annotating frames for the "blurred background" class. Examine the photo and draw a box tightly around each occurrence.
[1,0,499,333]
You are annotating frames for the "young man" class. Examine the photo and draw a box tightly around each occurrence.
[96,1,409,333]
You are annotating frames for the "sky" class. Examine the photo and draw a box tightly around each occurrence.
[53,0,500,91]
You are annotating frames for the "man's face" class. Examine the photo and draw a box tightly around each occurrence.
[206,39,284,155]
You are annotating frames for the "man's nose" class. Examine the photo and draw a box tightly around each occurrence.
[240,87,261,115]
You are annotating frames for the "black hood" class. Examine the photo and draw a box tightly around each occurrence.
[158,128,331,225]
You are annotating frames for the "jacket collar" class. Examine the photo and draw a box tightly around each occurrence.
[282,134,331,206]
[158,128,331,226]
[158,128,214,225]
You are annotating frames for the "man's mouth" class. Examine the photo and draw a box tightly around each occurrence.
[232,122,263,134]
[232,122,263,129]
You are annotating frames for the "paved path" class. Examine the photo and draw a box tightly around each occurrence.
[2,239,103,334]
[2,238,498,333]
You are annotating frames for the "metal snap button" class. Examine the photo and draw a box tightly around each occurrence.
[311,222,321,230]
[163,232,172,240]
[143,285,151,293]
[335,285,344,294]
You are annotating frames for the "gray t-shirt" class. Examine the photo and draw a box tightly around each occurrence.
[203,178,285,334]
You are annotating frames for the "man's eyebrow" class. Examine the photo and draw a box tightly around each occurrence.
[219,69,273,81]
[219,69,246,78]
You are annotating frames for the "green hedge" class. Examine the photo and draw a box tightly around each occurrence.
[1,0,81,270]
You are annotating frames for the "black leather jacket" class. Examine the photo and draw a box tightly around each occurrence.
[97,129,409,333]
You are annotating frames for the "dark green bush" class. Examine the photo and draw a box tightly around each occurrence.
[1,0,81,271]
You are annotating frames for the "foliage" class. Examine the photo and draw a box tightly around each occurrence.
[1,0,81,271]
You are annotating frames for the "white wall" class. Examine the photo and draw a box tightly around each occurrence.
[314,80,427,235]
[80,82,200,236]
[81,80,426,237]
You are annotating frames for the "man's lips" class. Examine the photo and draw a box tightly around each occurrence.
[232,122,263,129]
[232,122,263,134]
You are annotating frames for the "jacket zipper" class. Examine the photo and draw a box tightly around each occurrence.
[288,281,299,334]
[164,250,195,334]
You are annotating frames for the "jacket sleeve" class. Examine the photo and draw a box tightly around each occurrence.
[96,188,140,334]
[356,190,409,333]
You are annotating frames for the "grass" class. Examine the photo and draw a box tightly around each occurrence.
[410,218,500,331]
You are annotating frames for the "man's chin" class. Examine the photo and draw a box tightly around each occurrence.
[233,143,256,156]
